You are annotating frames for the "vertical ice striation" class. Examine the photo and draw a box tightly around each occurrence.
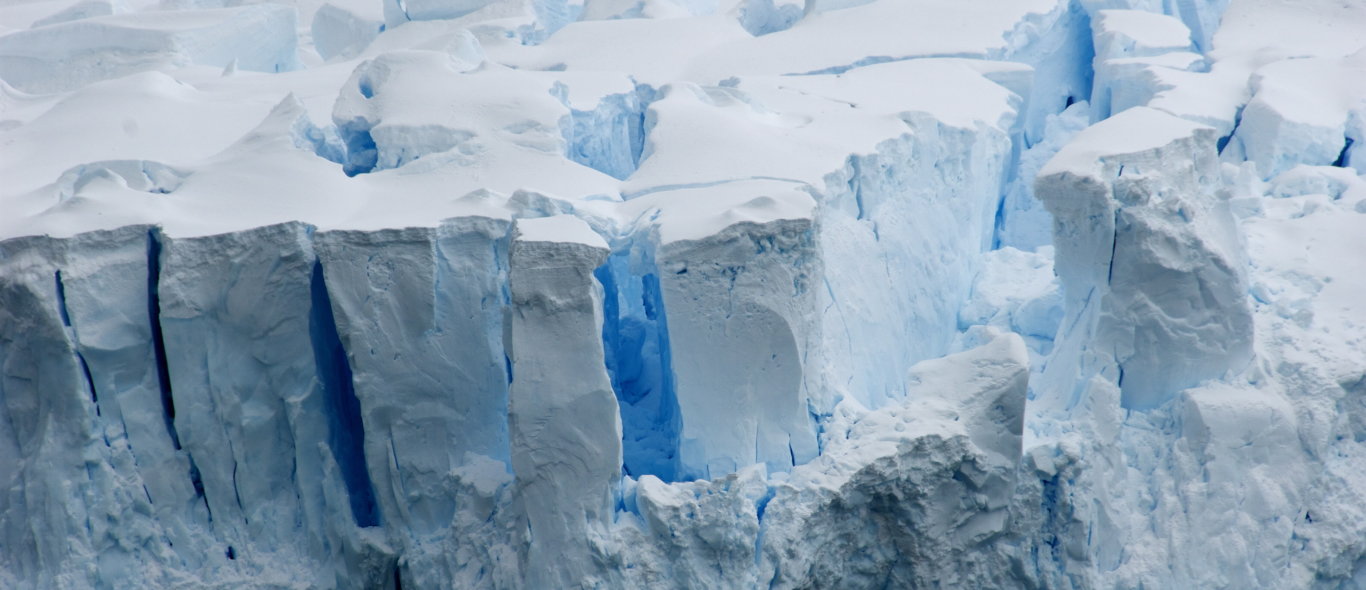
[309,260,379,529]
[0,228,196,588]
[156,223,353,572]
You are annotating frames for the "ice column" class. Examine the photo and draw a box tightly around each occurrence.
[508,215,621,588]
[657,218,820,480]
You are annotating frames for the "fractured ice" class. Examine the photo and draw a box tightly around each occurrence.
[2,0,1366,588]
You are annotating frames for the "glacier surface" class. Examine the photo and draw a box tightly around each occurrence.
[2,0,1366,587]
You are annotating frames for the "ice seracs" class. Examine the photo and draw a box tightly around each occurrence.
[3,0,1366,587]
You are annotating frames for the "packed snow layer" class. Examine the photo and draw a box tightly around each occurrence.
[2,0,1366,587]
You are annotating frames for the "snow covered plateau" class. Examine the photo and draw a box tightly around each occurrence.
[1,0,1365,587]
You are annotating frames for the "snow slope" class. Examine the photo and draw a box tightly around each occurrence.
[1,0,1365,587]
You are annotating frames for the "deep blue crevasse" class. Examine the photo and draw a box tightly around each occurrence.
[309,260,381,527]
[596,248,684,482]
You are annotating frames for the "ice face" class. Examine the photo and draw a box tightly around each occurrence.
[314,219,513,534]
[508,215,621,589]
[1035,107,1253,410]
[3,0,1366,587]
[657,217,820,480]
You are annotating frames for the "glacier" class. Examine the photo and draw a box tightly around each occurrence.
[2,0,1366,587]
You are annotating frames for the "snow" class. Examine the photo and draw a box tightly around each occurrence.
[3,0,1366,587]
[0,5,301,94]
[1092,9,1194,57]
[514,212,605,247]
[1040,105,1212,179]
[1224,50,1366,178]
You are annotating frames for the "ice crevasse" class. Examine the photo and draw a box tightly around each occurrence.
[1,0,1366,587]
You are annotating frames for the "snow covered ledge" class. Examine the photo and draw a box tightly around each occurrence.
[1034,106,1253,411]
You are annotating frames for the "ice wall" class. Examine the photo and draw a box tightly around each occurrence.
[4,0,1366,587]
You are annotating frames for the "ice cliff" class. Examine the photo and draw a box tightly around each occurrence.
[1,0,1365,587]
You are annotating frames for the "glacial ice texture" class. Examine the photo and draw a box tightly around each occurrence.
[2,0,1366,588]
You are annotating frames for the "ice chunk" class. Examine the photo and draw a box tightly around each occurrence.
[650,191,821,479]
[607,180,818,481]
[759,331,1029,588]
[1089,10,1202,120]
[1224,50,1366,179]
[631,466,769,586]
[1092,9,1196,60]
[905,330,1029,469]
[1036,106,1253,410]
[312,3,384,61]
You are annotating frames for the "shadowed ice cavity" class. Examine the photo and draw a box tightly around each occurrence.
[557,82,657,181]
[595,236,683,482]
